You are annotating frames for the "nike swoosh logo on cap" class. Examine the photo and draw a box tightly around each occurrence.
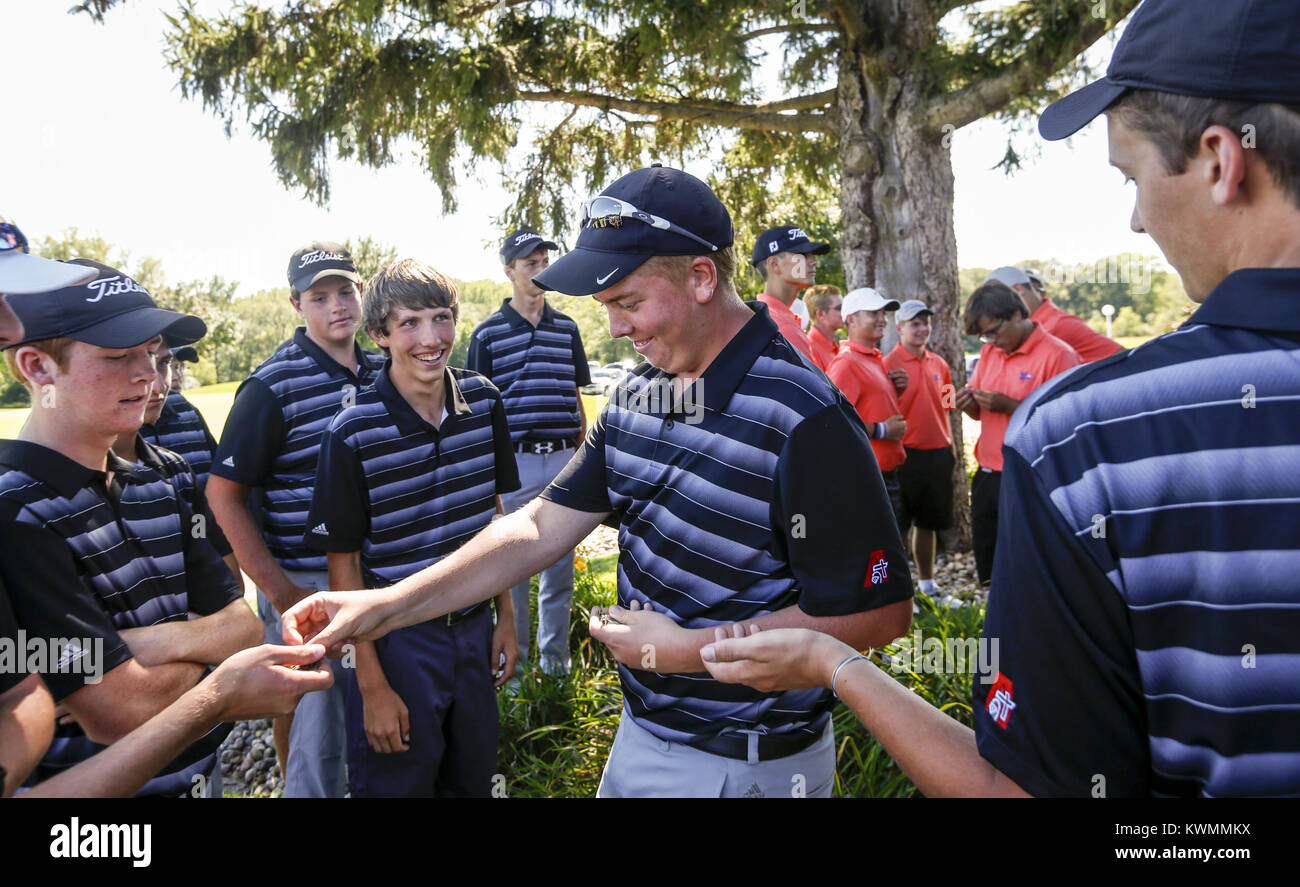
[596,267,621,286]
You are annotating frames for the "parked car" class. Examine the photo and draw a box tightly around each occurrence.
[582,368,622,396]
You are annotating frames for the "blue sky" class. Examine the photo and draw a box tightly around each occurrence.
[3,1,1159,295]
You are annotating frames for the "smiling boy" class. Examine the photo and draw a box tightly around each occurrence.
[304,259,519,796]
[207,241,384,796]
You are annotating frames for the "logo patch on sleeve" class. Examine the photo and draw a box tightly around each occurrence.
[985,673,1016,728]
[865,550,889,586]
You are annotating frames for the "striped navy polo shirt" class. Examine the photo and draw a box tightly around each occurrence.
[974,268,1300,798]
[135,436,233,558]
[467,299,592,442]
[212,328,384,572]
[141,392,219,484]
[543,302,912,747]
[304,363,520,590]
[0,440,242,796]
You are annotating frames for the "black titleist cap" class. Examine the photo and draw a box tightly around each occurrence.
[1040,0,1300,141]
[750,225,830,267]
[6,259,206,349]
[287,241,362,293]
[532,164,734,296]
[500,229,559,265]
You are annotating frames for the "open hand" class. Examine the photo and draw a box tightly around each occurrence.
[700,626,853,692]
[588,599,683,671]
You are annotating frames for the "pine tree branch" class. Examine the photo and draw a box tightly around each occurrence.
[741,23,839,40]
[515,90,835,132]
[920,0,1141,134]
[458,0,536,19]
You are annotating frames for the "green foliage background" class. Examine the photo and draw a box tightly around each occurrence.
[2,231,1190,407]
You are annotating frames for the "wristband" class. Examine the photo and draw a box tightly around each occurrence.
[831,653,868,699]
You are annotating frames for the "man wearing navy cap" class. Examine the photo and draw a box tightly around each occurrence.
[467,229,591,675]
[284,165,913,797]
[699,0,1300,797]
[0,258,262,796]
[751,225,829,363]
[208,240,384,796]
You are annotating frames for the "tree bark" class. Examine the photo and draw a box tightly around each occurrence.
[837,0,972,550]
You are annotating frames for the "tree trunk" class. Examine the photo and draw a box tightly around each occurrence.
[837,1,972,550]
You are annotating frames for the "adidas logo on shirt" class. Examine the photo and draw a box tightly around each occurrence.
[222,456,235,467]
[311,523,328,535]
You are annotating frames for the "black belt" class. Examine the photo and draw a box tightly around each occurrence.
[687,725,823,762]
[514,438,574,455]
[445,603,490,627]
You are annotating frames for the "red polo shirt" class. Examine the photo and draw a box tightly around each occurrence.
[883,344,953,450]
[806,326,840,372]
[968,324,1081,471]
[828,341,906,472]
[758,292,816,362]
[1032,298,1123,362]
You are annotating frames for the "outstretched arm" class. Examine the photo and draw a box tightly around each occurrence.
[700,627,1030,798]
[284,498,606,651]
[23,644,331,798]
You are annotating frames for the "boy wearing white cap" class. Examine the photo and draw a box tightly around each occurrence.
[827,287,909,521]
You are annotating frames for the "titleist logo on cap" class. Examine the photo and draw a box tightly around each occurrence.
[787,228,811,241]
[513,233,539,246]
[298,250,348,268]
[84,276,148,303]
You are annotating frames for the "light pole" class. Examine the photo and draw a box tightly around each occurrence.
[1102,303,1115,339]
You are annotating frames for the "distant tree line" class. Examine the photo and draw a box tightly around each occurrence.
[0,231,1191,407]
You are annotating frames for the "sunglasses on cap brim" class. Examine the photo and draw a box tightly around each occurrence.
[581,196,719,253]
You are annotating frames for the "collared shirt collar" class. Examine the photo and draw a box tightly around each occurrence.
[845,340,883,359]
[292,327,370,382]
[1007,322,1046,358]
[373,360,471,437]
[809,326,836,349]
[1187,268,1300,334]
[756,291,798,322]
[683,301,783,415]
[500,298,556,330]
[888,343,925,363]
[0,440,145,499]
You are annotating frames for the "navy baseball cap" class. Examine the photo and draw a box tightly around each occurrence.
[750,225,830,267]
[1040,0,1300,141]
[532,164,734,296]
[0,218,98,295]
[500,229,559,265]
[171,345,199,362]
[287,241,362,293]
[6,259,206,349]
